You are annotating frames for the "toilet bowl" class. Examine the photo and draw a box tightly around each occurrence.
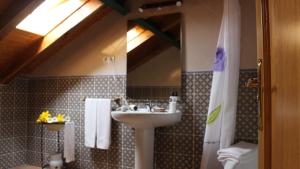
[231,147,257,169]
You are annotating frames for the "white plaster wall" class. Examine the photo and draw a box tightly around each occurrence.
[240,0,257,69]
[31,0,257,76]
[31,12,127,76]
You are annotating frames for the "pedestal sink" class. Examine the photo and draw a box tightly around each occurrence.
[111,110,182,169]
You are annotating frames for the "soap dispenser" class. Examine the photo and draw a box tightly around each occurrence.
[168,92,178,113]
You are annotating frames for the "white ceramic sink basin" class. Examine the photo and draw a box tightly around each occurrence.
[111,110,182,128]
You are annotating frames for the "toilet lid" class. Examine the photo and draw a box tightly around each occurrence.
[240,147,258,161]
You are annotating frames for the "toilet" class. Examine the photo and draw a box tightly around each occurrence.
[230,147,257,169]
[218,142,258,169]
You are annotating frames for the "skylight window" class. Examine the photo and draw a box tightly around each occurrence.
[127,25,154,52]
[16,0,87,36]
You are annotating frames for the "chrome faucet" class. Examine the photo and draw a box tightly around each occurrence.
[145,99,152,112]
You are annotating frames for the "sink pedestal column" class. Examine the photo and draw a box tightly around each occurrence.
[135,128,154,169]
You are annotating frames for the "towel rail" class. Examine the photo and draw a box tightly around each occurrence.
[81,97,118,102]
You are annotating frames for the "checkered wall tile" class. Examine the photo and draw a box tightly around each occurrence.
[0,77,28,168]
[236,70,258,143]
[0,70,257,169]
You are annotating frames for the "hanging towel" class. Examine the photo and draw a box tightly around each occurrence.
[96,99,111,149]
[84,98,111,149]
[64,122,75,163]
[217,141,257,168]
[85,98,98,148]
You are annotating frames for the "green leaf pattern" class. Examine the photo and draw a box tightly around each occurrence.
[207,105,221,124]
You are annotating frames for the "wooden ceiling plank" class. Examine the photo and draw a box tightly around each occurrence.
[0,0,14,15]
[0,0,43,40]
[0,29,42,74]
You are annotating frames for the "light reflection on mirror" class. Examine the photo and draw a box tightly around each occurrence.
[127,13,182,100]
[127,25,154,52]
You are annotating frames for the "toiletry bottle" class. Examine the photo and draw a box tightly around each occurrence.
[168,92,178,113]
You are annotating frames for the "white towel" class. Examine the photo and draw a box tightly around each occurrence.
[85,99,97,147]
[96,99,111,149]
[217,141,257,168]
[64,122,75,163]
[84,98,111,149]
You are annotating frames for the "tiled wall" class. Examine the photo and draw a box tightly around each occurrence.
[0,70,257,169]
[0,78,28,169]
[26,76,128,169]
[236,70,258,143]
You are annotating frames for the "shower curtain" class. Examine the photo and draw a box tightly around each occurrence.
[200,0,241,168]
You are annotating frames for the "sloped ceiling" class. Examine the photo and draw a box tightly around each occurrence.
[0,0,114,84]
[0,0,176,84]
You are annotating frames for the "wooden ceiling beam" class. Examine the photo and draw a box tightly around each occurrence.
[0,5,112,84]
[0,0,43,40]
[101,0,129,15]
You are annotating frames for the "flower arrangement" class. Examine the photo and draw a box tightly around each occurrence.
[36,110,66,124]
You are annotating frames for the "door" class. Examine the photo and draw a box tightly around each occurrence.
[257,0,300,169]
[269,0,300,168]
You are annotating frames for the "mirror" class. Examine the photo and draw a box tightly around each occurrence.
[127,13,182,100]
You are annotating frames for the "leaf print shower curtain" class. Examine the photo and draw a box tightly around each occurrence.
[200,0,241,168]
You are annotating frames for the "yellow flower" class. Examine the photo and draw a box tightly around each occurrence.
[36,111,51,123]
[56,114,65,123]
